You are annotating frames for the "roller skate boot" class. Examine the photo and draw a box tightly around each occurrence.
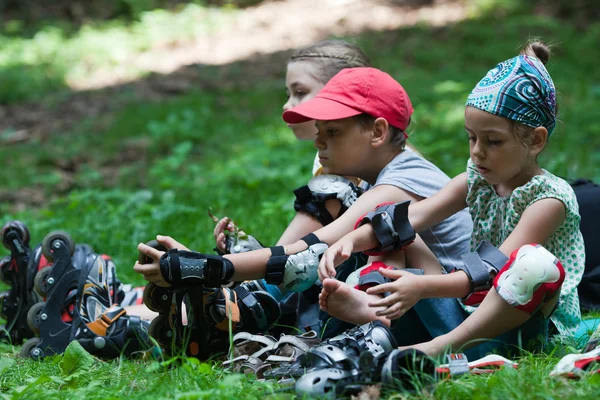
[20,230,149,359]
[204,280,281,335]
[141,241,234,359]
[0,220,44,344]
[69,252,152,359]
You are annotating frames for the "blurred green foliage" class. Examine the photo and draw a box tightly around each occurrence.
[0,3,599,398]
[0,11,598,288]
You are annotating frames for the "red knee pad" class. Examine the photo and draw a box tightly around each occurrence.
[355,261,393,292]
[493,244,565,314]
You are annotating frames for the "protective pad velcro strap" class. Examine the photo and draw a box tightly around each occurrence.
[300,233,320,247]
[269,246,285,256]
[266,246,287,284]
[359,201,415,255]
[86,305,126,336]
[293,185,334,226]
[457,241,508,294]
[234,285,268,331]
[460,252,491,292]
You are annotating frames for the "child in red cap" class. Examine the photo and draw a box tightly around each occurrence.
[135,67,473,345]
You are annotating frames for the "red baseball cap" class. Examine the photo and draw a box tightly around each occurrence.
[282,67,413,131]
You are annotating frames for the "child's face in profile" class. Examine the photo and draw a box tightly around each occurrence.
[465,106,539,191]
[314,117,372,176]
[283,61,325,140]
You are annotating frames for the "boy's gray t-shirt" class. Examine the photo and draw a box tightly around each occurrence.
[372,149,473,272]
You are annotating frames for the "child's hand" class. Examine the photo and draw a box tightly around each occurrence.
[318,238,354,281]
[365,269,424,320]
[134,242,169,287]
[156,235,190,252]
[213,217,246,253]
[133,235,189,287]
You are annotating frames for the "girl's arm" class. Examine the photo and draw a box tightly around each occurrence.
[323,173,470,259]
[406,196,567,300]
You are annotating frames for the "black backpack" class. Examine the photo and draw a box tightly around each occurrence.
[572,179,600,311]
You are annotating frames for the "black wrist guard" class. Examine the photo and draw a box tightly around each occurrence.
[159,249,234,287]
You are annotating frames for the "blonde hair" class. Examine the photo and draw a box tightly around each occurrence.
[289,40,371,84]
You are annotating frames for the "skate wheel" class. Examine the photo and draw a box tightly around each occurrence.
[148,314,172,346]
[143,283,171,313]
[33,266,53,297]
[26,302,46,334]
[19,337,42,359]
[1,220,30,249]
[0,256,11,284]
[138,240,167,264]
[0,291,9,318]
[41,231,75,262]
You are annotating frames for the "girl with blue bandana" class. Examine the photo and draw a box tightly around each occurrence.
[319,41,585,358]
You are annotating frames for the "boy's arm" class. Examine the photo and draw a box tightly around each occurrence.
[342,173,470,254]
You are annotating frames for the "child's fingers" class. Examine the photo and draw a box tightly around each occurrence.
[378,268,404,279]
[157,235,189,251]
[137,243,163,260]
[375,302,402,317]
[213,217,231,238]
[365,282,394,296]
[368,293,398,308]
[133,261,156,274]
[386,310,404,320]
[216,233,227,252]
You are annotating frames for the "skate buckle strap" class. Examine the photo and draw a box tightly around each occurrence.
[235,285,268,331]
[215,288,240,331]
[445,353,469,376]
[87,305,127,336]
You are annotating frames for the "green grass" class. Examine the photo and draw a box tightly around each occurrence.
[1,6,600,400]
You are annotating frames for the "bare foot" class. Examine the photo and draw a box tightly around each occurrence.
[319,278,390,326]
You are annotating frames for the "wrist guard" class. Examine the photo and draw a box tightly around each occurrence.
[159,249,234,287]
[355,201,415,256]
[294,175,364,226]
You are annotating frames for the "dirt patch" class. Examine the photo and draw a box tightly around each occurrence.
[0,0,467,211]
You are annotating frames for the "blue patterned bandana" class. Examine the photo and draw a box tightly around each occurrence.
[466,55,556,136]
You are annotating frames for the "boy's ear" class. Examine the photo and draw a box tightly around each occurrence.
[531,126,548,156]
[371,117,389,147]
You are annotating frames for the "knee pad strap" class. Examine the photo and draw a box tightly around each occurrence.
[493,244,565,313]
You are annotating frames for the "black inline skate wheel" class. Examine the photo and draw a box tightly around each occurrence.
[148,314,171,347]
[143,283,171,313]
[0,291,9,318]
[26,302,46,334]
[19,337,42,359]
[138,239,167,264]
[1,220,30,249]
[0,256,11,284]
[33,266,53,297]
[41,231,75,262]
